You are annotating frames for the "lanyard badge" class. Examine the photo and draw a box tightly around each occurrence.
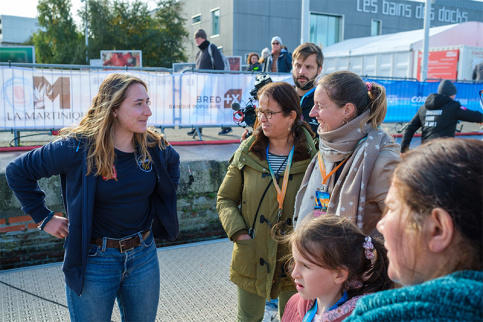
[314,152,350,216]
[314,190,330,217]
[266,145,295,220]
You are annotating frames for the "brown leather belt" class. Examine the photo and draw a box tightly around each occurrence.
[90,231,151,253]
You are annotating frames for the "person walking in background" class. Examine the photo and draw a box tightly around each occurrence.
[247,52,262,72]
[263,36,292,73]
[292,43,324,133]
[6,73,180,322]
[346,138,483,321]
[190,28,232,137]
[280,215,393,322]
[294,71,400,236]
[400,79,483,153]
[217,82,316,321]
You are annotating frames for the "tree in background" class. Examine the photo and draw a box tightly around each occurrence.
[152,0,189,67]
[32,0,83,64]
[32,0,188,67]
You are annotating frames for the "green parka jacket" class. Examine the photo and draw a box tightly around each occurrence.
[217,128,316,300]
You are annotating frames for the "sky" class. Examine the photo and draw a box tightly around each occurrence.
[0,0,157,26]
[1,0,482,26]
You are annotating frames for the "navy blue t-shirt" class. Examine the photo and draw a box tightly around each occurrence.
[91,149,156,238]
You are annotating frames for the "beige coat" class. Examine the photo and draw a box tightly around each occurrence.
[294,140,400,235]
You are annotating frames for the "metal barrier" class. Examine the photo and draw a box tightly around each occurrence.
[1,62,482,144]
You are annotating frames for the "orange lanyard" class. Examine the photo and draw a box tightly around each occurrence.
[317,152,350,185]
[266,145,294,215]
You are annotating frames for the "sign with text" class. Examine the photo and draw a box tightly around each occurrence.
[417,49,459,81]
[1,67,480,129]
[355,0,468,23]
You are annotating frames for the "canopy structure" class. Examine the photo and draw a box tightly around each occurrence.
[323,21,483,80]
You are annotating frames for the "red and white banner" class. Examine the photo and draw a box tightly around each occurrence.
[0,67,291,130]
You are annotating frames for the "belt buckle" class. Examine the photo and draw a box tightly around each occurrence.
[119,236,136,254]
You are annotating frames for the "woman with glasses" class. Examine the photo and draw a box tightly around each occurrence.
[217,81,316,321]
[262,36,292,73]
[294,71,400,236]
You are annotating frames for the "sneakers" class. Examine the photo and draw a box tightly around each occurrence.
[187,128,202,136]
[218,127,233,135]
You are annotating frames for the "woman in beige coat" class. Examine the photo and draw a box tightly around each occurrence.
[294,71,400,235]
[217,82,316,321]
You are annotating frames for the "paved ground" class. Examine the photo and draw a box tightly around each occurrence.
[0,239,238,322]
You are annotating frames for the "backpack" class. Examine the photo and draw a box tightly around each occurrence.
[208,44,230,71]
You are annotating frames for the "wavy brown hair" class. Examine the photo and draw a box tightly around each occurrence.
[249,81,314,162]
[277,215,394,298]
[58,73,166,178]
[247,52,260,64]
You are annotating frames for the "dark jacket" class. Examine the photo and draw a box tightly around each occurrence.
[401,93,483,152]
[196,40,224,70]
[5,137,180,296]
[263,49,292,73]
[299,87,318,133]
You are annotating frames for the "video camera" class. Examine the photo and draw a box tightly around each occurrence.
[231,73,273,128]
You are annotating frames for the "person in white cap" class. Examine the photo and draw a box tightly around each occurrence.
[401,79,483,153]
[262,36,292,73]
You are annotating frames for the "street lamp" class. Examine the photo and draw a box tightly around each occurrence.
[81,0,88,64]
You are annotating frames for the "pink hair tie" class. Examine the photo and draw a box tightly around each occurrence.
[362,236,375,260]
[366,82,372,91]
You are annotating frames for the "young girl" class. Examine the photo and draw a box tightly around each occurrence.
[280,215,393,322]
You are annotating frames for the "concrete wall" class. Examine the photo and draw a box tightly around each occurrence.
[0,159,229,270]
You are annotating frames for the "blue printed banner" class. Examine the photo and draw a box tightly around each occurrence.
[365,78,483,123]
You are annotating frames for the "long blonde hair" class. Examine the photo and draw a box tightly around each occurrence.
[59,73,165,178]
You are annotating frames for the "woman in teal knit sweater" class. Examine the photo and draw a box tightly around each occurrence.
[346,138,482,321]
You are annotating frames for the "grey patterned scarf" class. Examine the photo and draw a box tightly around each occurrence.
[296,110,394,230]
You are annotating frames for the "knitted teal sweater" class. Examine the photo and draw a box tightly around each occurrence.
[345,270,482,321]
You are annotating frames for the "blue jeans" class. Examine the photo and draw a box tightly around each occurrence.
[66,231,160,322]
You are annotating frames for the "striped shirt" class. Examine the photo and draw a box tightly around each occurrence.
[267,152,289,175]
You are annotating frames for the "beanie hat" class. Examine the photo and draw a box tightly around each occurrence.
[194,29,207,40]
[271,36,283,45]
[438,80,457,96]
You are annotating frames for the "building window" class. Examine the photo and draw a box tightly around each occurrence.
[192,14,201,24]
[211,8,220,36]
[310,13,342,48]
[371,19,382,36]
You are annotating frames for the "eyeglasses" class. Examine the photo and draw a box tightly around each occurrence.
[272,42,280,45]
[256,108,283,119]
